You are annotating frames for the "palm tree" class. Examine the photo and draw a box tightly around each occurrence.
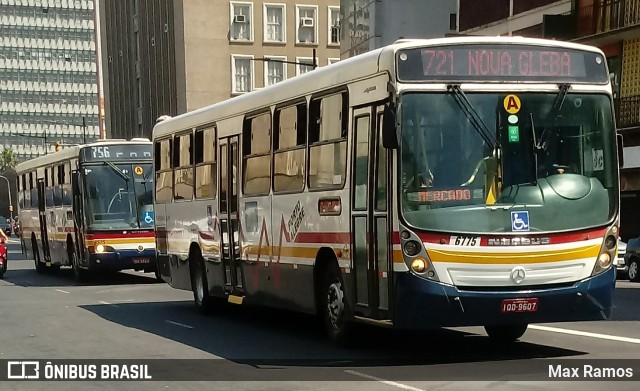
[0,147,18,171]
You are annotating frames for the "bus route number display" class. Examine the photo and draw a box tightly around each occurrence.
[397,45,608,83]
[81,144,152,161]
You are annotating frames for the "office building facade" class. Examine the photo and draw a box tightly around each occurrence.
[100,0,340,140]
[340,0,457,59]
[0,0,101,160]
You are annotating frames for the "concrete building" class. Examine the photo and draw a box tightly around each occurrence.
[99,0,340,140]
[0,0,101,161]
[458,0,572,37]
[340,0,457,59]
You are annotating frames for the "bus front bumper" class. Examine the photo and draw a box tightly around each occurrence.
[393,267,616,329]
[88,249,157,272]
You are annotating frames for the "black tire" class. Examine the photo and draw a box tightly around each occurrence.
[628,258,640,282]
[32,240,45,274]
[71,251,88,283]
[191,253,213,313]
[321,263,353,346]
[485,324,528,343]
[154,261,164,283]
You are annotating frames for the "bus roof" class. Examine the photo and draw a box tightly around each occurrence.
[153,36,605,140]
[15,139,152,174]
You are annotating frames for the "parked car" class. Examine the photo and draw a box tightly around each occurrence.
[615,239,628,278]
[0,216,11,236]
[623,237,640,282]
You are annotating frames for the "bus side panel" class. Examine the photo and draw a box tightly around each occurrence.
[196,198,225,297]
[240,194,272,305]
[164,199,193,290]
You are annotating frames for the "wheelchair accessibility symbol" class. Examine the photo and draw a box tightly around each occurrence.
[511,211,529,232]
[143,211,155,224]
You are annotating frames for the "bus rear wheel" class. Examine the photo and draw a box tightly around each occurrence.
[71,252,87,283]
[322,264,352,346]
[484,324,528,343]
[32,240,44,273]
[191,256,213,313]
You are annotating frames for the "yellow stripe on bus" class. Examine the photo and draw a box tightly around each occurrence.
[427,244,601,264]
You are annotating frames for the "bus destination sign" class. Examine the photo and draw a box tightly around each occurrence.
[397,45,608,83]
[80,144,152,162]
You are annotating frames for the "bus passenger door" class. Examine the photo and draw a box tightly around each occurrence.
[219,136,245,297]
[37,179,51,265]
[71,171,86,264]
[351,105,391,320]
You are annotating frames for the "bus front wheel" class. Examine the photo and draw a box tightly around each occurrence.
[484,324,528,343]
[322,264,352,346]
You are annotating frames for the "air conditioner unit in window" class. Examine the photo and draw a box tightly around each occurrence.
[301,17,314,27]
[234,14,247,23]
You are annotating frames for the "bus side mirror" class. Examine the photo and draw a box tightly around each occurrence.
[618,133,624,168]
[382,102,398,149]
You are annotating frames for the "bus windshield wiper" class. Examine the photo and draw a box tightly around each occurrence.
[447,84,497,151]
[536,83,570,150]
[104,161,130,181]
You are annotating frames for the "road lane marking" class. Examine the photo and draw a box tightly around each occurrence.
[95,289,116,294]
[55,289,70,294]
[165,320,194,329]
[99,301,119,308]
[530,324,640,344]
[344,370,426,391]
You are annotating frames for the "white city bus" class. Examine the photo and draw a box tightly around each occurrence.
[153,37,620,344]
[16,139,158,281]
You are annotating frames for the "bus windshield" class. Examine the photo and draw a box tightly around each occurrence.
[83,163,154,230]
[399,92,617,233]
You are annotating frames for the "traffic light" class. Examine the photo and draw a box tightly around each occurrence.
[54,142,61,152]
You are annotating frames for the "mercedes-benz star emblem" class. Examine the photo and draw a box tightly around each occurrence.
[510,266,526,284]
[137,245,144,253]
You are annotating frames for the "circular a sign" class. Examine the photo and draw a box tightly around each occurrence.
[134,166,144,175]
[503,95,521,114]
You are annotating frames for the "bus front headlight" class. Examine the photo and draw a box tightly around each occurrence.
[96,244,105,253]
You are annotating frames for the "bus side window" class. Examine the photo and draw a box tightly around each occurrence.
[243,111,272,196]
[173,132,194,201]
[195,126,217,199]
[273,102,306,193]
[155,138,173,203]
[308,91,348,190]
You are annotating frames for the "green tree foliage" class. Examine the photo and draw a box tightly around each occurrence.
[0,147,19,171]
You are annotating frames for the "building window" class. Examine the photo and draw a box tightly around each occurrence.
[232,55,254,93]
[296,56,317,76]
[449,13,457,31]
[264,3,285,43]
[328,58,340,66]
[264,56,286,86]
[296,5,317,44]
[328,6,340,45]
[230,2,253,41]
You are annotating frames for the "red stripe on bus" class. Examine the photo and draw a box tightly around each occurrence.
[412,226,609,245]
[85,232,155,239]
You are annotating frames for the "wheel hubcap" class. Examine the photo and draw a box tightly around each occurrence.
[327,280,344,329]
[630,262,638,279]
